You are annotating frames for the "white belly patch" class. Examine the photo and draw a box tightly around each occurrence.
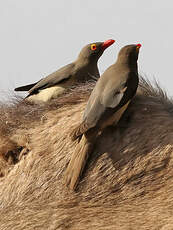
[26,85,66,103]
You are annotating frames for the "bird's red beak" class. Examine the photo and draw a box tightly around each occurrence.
[136,43,142,50]
[101,39,115,50]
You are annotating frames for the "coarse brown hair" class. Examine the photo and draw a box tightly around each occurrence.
[0,77,173,229]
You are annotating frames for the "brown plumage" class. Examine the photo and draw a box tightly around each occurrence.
[14,39,115,103]
[64,44,141,190]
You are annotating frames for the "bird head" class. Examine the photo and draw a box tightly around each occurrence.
[117,44,142,64]
[77,39,115,62]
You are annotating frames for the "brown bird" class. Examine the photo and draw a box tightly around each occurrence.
[14,39,115,103]
[64,43,141,190]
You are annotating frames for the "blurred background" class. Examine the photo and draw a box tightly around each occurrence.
[0,0,172,97]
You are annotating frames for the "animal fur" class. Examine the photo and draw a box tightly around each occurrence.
[0,78,173,229]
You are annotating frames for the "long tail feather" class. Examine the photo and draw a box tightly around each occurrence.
[64,135,94,190]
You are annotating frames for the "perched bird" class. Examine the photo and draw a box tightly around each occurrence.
[14,39,115,103]
[64,44,141,190]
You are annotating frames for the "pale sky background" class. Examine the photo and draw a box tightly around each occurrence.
[0,0,173,98]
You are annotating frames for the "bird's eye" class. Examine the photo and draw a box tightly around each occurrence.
[91,44,97,50]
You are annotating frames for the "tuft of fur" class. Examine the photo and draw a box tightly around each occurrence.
[0,78,173,229]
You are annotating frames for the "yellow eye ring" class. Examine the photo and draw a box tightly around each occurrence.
[91,44,97,50]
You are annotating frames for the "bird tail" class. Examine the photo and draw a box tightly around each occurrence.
[64,134,94,190]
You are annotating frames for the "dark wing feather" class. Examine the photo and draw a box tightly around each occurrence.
[14,81,40,92]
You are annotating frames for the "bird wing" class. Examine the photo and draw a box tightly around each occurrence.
[100,82,127,108]
[14,81,41,91]
[72,80,128,140]
[87,81,127,126]
[15,63,74,94]
[28,63,75,95]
